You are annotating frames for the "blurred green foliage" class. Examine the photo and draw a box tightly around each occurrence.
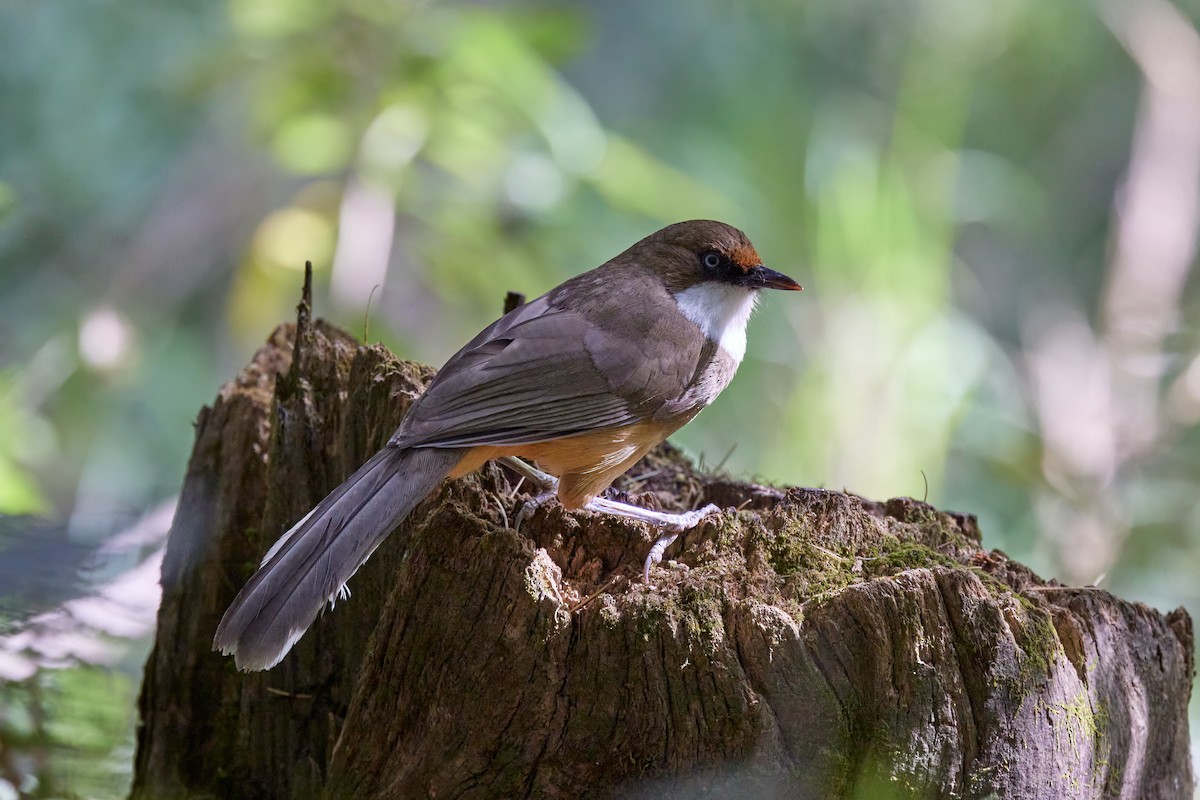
[2,0,1199,795]
[1,668,139,798]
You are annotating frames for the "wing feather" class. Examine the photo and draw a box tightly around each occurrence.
[391,287,705,448]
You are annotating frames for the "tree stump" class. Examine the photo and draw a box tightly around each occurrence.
[133,318,1194,800]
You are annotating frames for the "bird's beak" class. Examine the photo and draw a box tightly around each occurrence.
[743,265,803,291]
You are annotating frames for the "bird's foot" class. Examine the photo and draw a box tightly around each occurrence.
[501,457,561,532]
[641,503,721,583]
[501,459,720,580]
[514,490,558,533]
[582,497,721,583]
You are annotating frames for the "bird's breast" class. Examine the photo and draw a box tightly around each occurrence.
[656,345,739,422]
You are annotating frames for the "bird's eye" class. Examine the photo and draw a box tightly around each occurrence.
[702,252,722,270]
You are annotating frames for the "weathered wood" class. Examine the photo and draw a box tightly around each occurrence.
[133,319,1194,800]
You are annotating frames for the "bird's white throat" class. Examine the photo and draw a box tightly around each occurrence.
[672,282,759,362]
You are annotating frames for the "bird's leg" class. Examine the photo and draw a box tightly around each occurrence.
[498,456,558,494]
[501,457,559,531]
[583,496,721,583]
[499,456,720,581]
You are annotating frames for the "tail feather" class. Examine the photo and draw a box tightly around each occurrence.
[213,445,465,671]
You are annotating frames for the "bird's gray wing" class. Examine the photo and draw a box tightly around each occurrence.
[391,290,704,448]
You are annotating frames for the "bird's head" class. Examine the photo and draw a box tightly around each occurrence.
[640,219,802,295]
[612,220,801,362]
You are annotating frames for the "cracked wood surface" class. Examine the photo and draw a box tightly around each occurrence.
[133,320,1194,800]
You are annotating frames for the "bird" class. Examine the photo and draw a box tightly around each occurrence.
[213,219,801,671]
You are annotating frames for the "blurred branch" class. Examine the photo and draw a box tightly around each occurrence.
[0,501,170,797]
[0,501,171,681]
[1102,0,1200,453]
[1026,0,1200,582]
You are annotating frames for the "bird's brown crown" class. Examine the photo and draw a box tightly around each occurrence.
[653,220,760,264]
[629,219,762,291]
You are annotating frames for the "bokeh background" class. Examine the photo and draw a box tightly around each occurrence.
[3,0,1200,795]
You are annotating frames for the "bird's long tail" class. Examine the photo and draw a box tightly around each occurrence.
[213,445,465,671]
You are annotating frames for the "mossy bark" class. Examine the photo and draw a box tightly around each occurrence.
[133,319,1194,800]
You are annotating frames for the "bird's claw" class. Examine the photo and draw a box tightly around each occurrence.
[514,491,557,533]
[642,503,722,583]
